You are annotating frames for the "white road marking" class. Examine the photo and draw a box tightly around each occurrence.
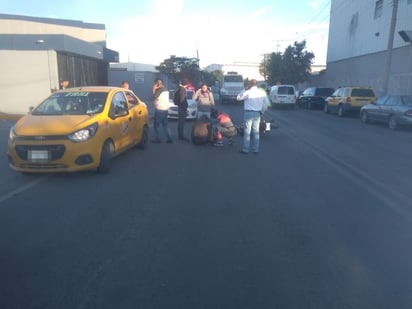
[0,175,50,205]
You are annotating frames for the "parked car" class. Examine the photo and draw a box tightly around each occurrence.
[168,89,197,119]
[7,86,149,174]
[360,94,412,130]
[297,87,334,110]
[324,86,376,117]
[269,85,297,109]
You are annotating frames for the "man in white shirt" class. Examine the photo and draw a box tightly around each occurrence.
[236,79,269,154]
[152,79,173,143]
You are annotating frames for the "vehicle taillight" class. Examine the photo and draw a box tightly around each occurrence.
[404,110,412,117]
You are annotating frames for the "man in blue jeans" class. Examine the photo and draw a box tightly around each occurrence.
[152,79,173,143]
[236,79,269,154]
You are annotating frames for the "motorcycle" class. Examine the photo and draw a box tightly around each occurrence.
[236,115,276,136]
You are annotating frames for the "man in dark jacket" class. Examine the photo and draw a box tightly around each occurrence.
[173,80,189,141]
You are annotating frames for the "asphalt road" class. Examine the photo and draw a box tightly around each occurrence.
[1,105,412,309]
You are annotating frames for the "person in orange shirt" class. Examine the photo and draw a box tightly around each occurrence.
[212,109,237,146]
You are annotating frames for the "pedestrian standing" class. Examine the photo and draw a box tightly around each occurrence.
[193,83,215,119]
[236,79,269,154]
[120,80,130,89]
[152,79,173,143]
[59,80,70,90]
[173,80,189,141]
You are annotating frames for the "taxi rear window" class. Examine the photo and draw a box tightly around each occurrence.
[352,89,375,97]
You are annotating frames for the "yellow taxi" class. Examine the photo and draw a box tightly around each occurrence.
[7,86,149,173]
[324,86,376,117]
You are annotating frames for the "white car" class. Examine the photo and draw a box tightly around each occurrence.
[168,89,197,119]
[269,85,297,109]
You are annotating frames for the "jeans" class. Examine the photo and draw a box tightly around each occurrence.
[242,110,261,153]
[177,107,187,139]
[154,109,172,142]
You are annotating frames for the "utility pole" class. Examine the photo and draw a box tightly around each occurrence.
[381,0,399,95]
[195,41,200,68]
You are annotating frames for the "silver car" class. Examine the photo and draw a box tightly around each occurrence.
[360,94,412,130]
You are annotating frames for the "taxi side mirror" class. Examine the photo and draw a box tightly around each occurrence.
[109,106,129,119]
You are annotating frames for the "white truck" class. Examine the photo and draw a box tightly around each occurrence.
[219,72,244,104]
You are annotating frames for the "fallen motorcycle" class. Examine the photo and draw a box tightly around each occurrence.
[236,116,277,136]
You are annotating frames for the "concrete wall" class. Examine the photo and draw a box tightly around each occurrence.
[311,44,412,95]
[108,70,165,102]
[0,50,59,114]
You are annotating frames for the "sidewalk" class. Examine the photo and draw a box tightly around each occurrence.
[0,112,22,120]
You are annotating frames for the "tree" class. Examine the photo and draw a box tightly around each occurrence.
[259,40,314,86]
[199,70,223,88]
[156,56,221,88]
[260,52,283,86]
[156,56,200,85]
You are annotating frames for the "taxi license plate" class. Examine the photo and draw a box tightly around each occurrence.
[28,150,49,161]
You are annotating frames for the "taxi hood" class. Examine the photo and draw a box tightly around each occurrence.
[15,114,95,136]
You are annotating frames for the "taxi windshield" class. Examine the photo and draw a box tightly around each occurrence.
[32,92,108,115]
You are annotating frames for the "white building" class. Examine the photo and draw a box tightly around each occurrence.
[204,62,263,81]
[314,0,412,95]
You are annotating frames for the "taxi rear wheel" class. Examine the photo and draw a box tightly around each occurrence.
[98,140,114,173]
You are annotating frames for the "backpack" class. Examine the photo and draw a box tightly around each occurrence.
[173,89,180,106]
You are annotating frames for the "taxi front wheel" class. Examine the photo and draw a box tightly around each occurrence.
[97,140,114,174]
[137,125,149,149]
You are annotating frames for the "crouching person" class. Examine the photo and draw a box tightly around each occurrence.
[212,109,237,146]
[191,114,213,145]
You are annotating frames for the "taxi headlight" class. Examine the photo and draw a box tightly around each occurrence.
[68,122,98,142]
[9,126,16,143]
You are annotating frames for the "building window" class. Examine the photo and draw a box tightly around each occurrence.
[374,0,383,19]
[349,13,359,34]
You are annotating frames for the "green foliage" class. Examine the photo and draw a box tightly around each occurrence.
[156,56,222,88]
[156,56,199,85]
[259,41,314,86]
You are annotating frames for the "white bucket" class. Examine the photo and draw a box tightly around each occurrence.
[265,122,271,131]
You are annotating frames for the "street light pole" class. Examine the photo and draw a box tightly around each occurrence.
[381,0,399,95]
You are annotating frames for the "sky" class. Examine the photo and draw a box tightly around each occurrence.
[0,0,331,67]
